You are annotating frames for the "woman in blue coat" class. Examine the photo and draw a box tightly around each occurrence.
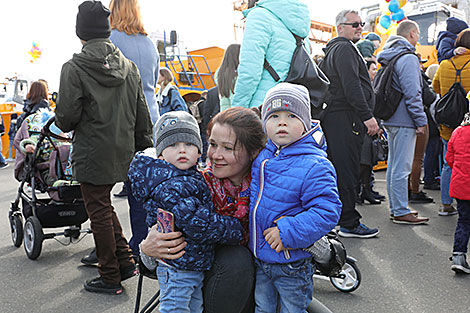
[157,68,188,115]
[232,0,310,108]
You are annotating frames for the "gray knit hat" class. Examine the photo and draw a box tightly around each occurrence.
[262,82,311,131]
[154,111,202,157]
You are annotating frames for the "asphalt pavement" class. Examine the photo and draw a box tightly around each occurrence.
[0,161,469,313]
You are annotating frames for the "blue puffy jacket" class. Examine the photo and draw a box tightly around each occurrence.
[377,36,427,128]
[128,148,243,271]
[436,17,469,64]
[232,0,310,108]
[158,85,188,116]
[249,122,341,264]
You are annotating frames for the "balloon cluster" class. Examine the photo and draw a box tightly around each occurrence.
[377,0,408,35]
[28,42,42,63]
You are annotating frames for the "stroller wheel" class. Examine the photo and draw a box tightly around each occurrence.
[9,213,23,248]
[329,258,361,292]
[24,216,44,260]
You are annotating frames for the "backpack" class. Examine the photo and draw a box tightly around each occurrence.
[373,51,416,120]
[188,97,204,124]
[264,33,330,118]
[435,59,470,129]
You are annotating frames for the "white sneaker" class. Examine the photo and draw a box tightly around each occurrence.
[439,205,458,216]
[451,254,470,274]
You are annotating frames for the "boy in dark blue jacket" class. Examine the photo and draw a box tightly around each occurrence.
[128,111,243,313]
[436,17,468,63]
[250,83,341,312]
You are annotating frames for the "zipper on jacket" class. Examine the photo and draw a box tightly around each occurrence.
[252,159,268,258]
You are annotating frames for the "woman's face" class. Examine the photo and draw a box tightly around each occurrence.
[208,123,251,186]
[368,62,377,81]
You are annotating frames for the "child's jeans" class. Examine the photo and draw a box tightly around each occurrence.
[156,264,204,313]
[453,199,470,254]
[254,258,313,313]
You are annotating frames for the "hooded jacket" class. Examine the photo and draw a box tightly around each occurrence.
[436,17,469,63]
[55,38,153,185]
[128,148,244,271]
[321,37,374,121]
[377,36,427,128]
[249,122,341,264]
[232,0,310,108]
[447,123,470,200]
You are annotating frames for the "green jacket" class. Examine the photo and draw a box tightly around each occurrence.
[55,38,153,185]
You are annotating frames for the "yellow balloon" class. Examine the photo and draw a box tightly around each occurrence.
[386,23,398,35]
[380,1,391,15]
[398,0,407,8]
[376,23,388,35]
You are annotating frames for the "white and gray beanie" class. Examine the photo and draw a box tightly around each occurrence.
[154,111,202,157]
[261,82,311,131]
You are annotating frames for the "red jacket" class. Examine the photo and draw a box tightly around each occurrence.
[446,125,470,200]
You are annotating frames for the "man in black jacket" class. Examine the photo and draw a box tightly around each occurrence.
[321,9,379,238]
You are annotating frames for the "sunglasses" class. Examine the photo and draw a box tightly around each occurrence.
[341,22,365,28]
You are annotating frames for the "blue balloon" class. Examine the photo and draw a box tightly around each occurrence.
[389,0,400,13]
[379,15,392,29]
[392,9,405,21]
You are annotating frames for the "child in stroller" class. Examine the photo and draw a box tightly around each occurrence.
[9,108,90,260]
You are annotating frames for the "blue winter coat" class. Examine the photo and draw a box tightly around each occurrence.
[377,36,427,128]
[158,85,188,116]
[436,17,469,64]
[110,30,160,124]
[128,148,244,271]
[232,0,310,108]
[249,122,341,264]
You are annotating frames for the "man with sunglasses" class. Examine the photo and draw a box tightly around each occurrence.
[320,10,380,239]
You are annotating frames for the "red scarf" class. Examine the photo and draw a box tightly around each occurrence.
[201,167,250,245]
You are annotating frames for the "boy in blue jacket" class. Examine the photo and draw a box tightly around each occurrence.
[250,83,341,312]
[128,111,244,313]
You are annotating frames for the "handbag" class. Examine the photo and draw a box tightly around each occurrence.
[263,33,330,110]
[435,59,470,129]
[372,134,388,165]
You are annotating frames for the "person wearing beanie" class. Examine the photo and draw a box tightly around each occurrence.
[357,33,382,59]
[249,83,341,312]
[128,111,244,313]
[55,0,153,295]
[436,16,469,63]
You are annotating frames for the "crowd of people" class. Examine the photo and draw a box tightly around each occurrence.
[2,0,470,312]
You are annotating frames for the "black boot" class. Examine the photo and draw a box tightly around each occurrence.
[360,184,381,205]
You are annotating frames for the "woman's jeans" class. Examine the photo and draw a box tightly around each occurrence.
[423,136,442,184]
[441,139,454,205]
[157,265,204,313]
[203,245,255,313]
[254,258,313,313]
[453,199,470,253]
[385,126,416,217]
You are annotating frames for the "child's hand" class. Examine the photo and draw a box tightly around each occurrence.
[25,144,35,153]
[263,227,285,253]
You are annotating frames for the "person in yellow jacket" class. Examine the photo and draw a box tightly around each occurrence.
[432,29,470,216]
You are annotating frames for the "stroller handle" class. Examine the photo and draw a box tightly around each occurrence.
[41,116,72,142]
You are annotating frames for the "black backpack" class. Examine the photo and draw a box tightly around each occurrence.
[264,33,330,118]
[373,51,416,120]
[435,59,470,129]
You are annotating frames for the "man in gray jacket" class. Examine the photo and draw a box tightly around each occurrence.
[55,0,153,295]
[377,20,430,225]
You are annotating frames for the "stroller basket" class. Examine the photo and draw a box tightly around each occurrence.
[22,198,88,228]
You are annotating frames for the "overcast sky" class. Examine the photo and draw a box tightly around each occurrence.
[0,0,376,91]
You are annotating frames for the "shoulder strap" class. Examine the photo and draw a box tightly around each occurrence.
[450,58,470,83]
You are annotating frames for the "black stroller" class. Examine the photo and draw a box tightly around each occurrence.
[8,117,91,260]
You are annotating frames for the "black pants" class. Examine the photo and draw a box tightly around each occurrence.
[203,245,255,313]
[454,199,470,254]
[322,110,364,229]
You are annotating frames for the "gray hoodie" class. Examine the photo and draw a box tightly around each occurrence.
[377,36,427,128]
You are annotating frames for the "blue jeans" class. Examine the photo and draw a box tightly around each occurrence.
[423,136,442,184]
[453,199,470,254]
[157,265,204,313]
[441,139,454,205]
[0,138,5,164]
[126,181,147,256]
[385,126,416,217]
[254,258,313,313]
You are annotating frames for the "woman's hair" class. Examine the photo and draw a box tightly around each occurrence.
[247,0,259,9]
[159,68,174,88]
[109,0,147,36]
[365,58,376,71]
[218,44,241,98]
[207,107,266,162]
[455,29,470,49]
[27,81,48,105]
[425,64,439,80]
